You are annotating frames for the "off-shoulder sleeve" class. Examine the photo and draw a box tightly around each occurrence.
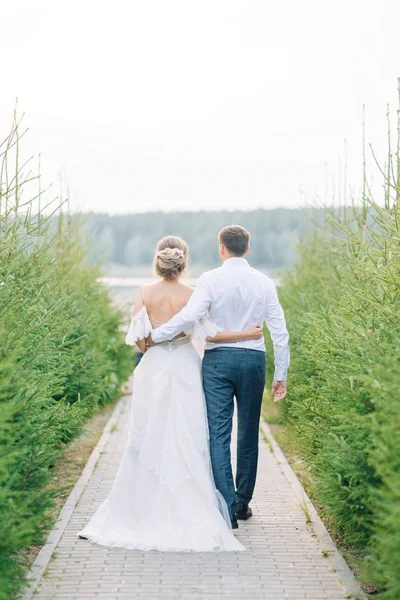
[185,317,222,340]
[125,306,153,346]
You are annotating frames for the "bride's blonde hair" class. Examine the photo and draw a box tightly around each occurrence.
[154,236,188,280]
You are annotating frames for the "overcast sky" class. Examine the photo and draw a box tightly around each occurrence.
[1,0,399,213]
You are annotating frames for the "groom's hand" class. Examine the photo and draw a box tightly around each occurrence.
[271,380,287,403]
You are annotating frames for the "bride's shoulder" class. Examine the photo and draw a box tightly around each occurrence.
[179,282,195,296]
[142,281,160,290]
[138,281,161,297]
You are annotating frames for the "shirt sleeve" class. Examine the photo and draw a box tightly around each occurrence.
[265,282,290,381]
[151,275,212,343]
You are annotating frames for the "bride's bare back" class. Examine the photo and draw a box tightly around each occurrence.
[140,280,193,331]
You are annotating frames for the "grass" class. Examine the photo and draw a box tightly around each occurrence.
[262,391,306,481]
[299,496,312,525]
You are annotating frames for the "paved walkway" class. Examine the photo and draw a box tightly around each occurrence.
[28,392,364,600]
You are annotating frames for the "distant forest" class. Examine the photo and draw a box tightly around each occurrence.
[83,209,314,272]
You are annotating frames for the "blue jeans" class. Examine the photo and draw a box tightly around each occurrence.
[202,348,266,517]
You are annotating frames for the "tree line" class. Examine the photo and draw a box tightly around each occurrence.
[83,208,316,271]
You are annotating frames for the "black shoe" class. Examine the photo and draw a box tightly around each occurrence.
[78,535,88,540]
[231,515,239,530]
[236,503,252,520]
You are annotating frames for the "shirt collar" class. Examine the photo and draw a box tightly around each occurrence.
[222,257,250,269]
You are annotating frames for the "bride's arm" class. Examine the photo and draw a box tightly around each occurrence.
[131,288,149,354]
[207,325,264,343]
[136,337,148,354]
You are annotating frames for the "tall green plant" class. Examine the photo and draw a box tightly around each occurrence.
[0,111,132,600]
[278,90,400,599]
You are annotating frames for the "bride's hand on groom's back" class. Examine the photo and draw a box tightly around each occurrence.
[145,334,157,349]
[243,325,264,340]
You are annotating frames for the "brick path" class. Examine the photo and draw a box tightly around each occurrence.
[30,393,363,600]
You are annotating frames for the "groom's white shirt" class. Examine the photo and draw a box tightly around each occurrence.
[151,257,290,381]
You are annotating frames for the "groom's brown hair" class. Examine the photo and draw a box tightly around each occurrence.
[218,225,250,257]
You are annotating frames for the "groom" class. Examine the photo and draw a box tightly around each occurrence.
[151,225,290,528]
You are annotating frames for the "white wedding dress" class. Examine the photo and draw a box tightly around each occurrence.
[78,305,244,552]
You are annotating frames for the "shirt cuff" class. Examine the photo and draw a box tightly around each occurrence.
[274,369,288,382]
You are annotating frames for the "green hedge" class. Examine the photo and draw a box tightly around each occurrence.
[278,200,400,598]
[0,120,132,599]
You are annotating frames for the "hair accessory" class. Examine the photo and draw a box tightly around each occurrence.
[175,248,185,257]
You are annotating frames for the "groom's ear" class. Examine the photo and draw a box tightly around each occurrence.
[244,244,250,256]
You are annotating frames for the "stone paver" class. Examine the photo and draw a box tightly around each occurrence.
[30,393,362,600]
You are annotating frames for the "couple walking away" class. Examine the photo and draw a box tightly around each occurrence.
[78,225,290,552]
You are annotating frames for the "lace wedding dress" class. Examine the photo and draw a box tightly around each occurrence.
[77,306,244,552]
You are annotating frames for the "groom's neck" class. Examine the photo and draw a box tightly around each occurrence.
[221,254,246,263]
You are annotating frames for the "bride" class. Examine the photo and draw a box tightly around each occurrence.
[78,236,263,552]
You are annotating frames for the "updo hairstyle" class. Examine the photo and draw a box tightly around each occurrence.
[154,236,188,280]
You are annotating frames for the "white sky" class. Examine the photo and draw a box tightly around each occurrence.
[1,0,399,213]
